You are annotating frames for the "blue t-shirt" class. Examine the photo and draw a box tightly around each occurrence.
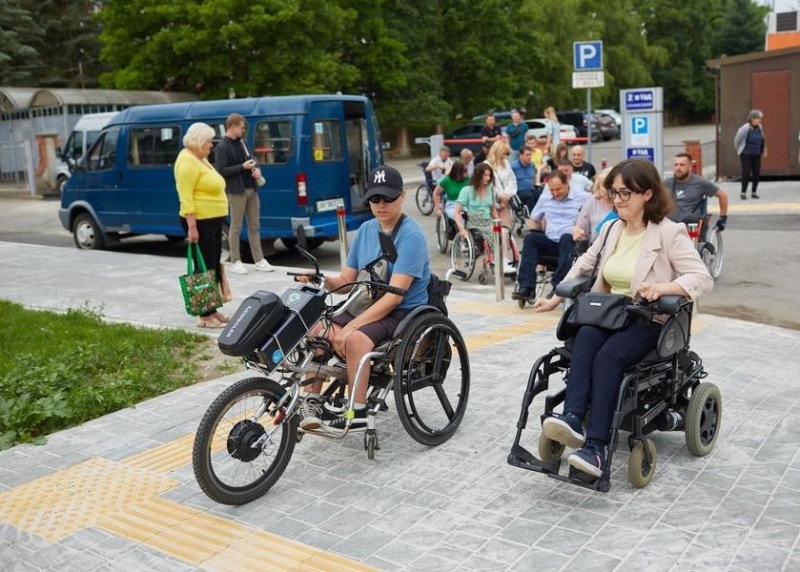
[345,217,431,310]
[510,159,536,191]
[506,121,529,151]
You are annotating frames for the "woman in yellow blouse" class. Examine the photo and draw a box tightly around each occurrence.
[175,123,229,328]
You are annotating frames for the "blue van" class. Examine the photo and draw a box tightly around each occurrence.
[59,94,384,254]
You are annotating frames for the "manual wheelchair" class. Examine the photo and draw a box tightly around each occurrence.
[192,234,470,505]
[508,275,722,492]
[449,215,520,284]
[415,161,436,216]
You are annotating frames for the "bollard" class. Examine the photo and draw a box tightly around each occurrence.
[686,223,700,248]
[493,219,504,302]
[336,206,348,268]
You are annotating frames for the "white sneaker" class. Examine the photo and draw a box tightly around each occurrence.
[228,260,248,275]
[502,259,516,275]
[254,259,275,272]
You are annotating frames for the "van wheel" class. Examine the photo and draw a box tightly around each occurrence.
[72,213,106,250]
[57,175,68,195]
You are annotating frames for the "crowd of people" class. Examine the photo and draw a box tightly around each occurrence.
[430,110,729,302]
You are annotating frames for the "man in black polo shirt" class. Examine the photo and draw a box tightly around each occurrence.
[214,113,274,274]
[481,114,503,148]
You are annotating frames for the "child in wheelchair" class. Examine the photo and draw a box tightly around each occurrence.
[515,159,715,489]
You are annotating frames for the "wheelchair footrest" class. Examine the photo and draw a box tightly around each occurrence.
[507,444,560,475]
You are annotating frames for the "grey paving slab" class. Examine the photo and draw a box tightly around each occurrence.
[2,241,800,572]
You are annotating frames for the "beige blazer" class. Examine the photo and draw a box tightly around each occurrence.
[564,218,713,300]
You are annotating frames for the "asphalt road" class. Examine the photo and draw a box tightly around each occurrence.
[1,190,799,330]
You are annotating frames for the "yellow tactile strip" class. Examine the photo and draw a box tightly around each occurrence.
[97,497,376,571]
[0,457,178,542]
[463,317,558,352]
[123,434,196,474]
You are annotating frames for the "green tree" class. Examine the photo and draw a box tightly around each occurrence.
[30,0,104,88]
[640,0,725,120]
[0,0,44,85]
[717,0,769,57]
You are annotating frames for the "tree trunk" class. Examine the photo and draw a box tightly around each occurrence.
[394,127,411,158]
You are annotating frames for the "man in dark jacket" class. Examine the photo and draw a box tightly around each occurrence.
[214,113,274,274]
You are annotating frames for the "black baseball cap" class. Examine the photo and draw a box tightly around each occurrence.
[364,165,404,202]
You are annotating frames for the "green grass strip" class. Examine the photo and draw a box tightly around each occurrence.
[0,300,208,450]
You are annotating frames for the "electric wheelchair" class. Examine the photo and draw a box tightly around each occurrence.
[193,234,470,505]
[508,275,722,492]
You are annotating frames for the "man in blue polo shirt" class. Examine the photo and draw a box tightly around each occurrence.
[510,144,538,212]
[505,109,528,163]
[512,171,589,300]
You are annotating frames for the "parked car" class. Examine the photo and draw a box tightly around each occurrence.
[594,109,622,129]
[524,118,578,143]
[557,110,619,142]
[55,112,118,195]
[593,113,620,141]
[443,123,484,155]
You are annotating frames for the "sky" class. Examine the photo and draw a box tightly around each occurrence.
[761,0,798,12]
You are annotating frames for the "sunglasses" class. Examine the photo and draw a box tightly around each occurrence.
[368,194,399,204]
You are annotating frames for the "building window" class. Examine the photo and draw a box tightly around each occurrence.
[776,12,798,33]
[128,126,181,167]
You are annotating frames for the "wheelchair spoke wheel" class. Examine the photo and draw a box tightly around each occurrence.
[192,377,297,505]
[415,184,434,216]
[393,313,470,446]
[701,229,724,280]
[628,438,657,488]
[436,214,450,254]
[685,382,722,457]
[450,233,476,281]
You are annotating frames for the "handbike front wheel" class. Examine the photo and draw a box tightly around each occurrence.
[192,376,297,505]
[393,313,470,446]
[416,184,434,216]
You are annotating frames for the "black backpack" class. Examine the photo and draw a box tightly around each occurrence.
[427,273,452,316]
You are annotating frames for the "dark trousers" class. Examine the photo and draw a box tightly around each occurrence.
[516,189,540,213]
[517,232,575,290]
[181,216,225,317]
[564,322,659,444]
[740,154,761,195]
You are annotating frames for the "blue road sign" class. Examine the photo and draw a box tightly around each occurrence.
[625,90,654,111]
[627,148,655,162]
[631,116,649,135]
[573,41,603,71]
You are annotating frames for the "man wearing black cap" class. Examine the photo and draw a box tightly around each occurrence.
[473,139,492,165]
[296,165,431,432]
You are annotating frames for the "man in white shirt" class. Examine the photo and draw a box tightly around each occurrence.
[425,146,453,187]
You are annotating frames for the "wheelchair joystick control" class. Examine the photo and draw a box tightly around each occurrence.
[653,410,685,432]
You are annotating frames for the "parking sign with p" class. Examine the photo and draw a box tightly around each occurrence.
[573,41,603,71]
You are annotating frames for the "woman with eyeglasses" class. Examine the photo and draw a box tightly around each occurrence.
[295,165,431,432]
[533,159,713,478]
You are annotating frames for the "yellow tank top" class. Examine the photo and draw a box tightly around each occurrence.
[602,231,645,296]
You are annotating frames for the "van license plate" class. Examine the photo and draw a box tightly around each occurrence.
[317,198,345,212]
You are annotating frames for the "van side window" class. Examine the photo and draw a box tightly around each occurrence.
[65,131,84,160]
[86,128,120,171]
[128,126,181,167]
[254,121,292,165]
[311,120,343,162]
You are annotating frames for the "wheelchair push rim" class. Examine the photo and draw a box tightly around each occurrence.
[436,214,450,254]
[415,184,435,216]
[701,228,724,280]
[393,313,470,446]
[450,233,476,281]
[192,377,297,505]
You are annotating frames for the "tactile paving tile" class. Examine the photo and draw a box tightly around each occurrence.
[463,318,557,352]
[451,300,561,318]
[98,497,377,571]
[0,457,178,542]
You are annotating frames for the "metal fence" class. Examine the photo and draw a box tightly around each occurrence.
[662,140,717,179]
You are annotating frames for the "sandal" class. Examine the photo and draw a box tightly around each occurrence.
[211,312,229,323]
[197,318,225,329]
